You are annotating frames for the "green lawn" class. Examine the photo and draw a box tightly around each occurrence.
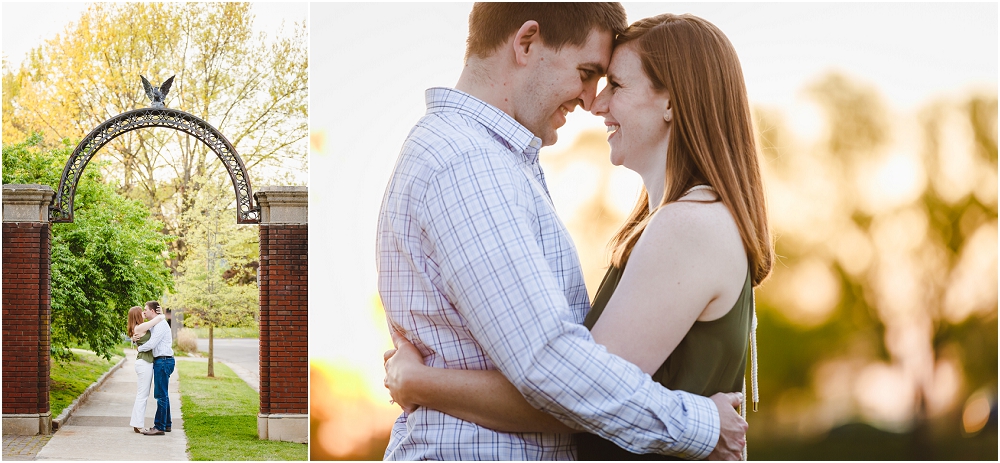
[178,360,306,460]
[50,350,122,417]
[186,326,259,339]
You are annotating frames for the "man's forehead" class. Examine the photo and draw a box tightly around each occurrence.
[558,28,613,72]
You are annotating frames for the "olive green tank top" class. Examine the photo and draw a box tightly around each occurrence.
[135,331,154,364]
[575,263,753,460]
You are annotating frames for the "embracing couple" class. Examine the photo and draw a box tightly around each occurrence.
[378,3,771,460]
[126,301,175,436]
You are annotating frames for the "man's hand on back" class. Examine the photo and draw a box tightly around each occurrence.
[707,392,747,460]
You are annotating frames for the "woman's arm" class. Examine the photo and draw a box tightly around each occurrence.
[384,330,575,434]
[132,314,165,340]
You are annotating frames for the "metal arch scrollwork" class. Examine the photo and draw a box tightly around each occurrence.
[51,107,260,224]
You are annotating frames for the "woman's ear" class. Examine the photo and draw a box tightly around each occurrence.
[513,20,540,66]
[663,97,673,123]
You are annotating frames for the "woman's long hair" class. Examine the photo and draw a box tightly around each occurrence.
[127,306,144,339]
[609,13,773,286]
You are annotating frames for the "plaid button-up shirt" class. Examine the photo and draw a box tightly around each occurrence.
[377,87,719,460]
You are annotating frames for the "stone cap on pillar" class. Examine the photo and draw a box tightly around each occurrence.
[254,186,308,225]
[3,184,55,223]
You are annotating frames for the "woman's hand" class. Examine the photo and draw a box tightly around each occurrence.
[383,327,427,414]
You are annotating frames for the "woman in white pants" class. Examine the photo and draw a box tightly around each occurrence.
[127,306,164,433]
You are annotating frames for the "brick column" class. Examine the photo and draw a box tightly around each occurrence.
[255,186,308,443]
[2,184,55,435]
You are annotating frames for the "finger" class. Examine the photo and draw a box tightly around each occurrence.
[727,392,743,408]
[383,349,397,364]
[389,325,406,348]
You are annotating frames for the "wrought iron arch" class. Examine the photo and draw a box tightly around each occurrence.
[51,107,259,224]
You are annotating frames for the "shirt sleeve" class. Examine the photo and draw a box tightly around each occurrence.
[419,153,720,459]
[137,323,164,353]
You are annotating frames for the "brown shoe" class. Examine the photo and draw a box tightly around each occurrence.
[134,427,141,433]
[142,428,165,435]
[165,426,171,432]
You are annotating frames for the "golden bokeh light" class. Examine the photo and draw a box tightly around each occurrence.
[961,389,992,436]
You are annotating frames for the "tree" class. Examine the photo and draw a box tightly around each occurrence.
[167,180,258,377]
[3,2,308,267]
[742,73,997,458]
[2,134,174,360]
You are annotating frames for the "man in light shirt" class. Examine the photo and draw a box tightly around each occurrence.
[377,2,746,460]
[136,300,174,436]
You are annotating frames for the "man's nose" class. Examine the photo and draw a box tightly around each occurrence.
[579,81,599,111]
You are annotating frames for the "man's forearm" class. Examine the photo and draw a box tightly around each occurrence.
[504,329,720,458]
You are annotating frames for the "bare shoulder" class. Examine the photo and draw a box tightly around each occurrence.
[638,200,747,320]
[644,200,738,249]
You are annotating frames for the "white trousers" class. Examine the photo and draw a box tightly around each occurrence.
[130,358,154,428]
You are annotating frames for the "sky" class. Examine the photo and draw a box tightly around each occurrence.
[307,2,997,397]
[2,2,309,69]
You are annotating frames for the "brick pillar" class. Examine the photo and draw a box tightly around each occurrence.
[255,186,308,444]
[2,184,55,435]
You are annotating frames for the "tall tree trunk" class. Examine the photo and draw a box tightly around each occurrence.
[207,324,215,377]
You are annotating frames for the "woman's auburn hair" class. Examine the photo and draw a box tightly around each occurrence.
[127,306,144,339]
[608,13,773,287]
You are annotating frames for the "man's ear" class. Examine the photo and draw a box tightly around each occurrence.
[512,20,540,67]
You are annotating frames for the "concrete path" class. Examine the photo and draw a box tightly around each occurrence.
[34,349,189,461]
[196,338,259,392]
[2,435,52,461]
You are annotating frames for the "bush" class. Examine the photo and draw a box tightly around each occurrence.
[175,329,198,354]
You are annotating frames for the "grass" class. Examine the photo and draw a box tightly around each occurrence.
[178,360,307,460]
[50,350,122,417]
[186,325,259,339]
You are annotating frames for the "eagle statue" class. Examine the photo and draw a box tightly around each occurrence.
[140,75,175,108]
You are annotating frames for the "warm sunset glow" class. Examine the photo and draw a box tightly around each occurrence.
[854,363,916,432]
[785,258,840,326]
[961,389,992,436]
[310,359,400,460]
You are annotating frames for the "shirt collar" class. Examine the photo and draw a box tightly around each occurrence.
[425,87,543,162]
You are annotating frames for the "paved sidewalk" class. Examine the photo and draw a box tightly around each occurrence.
[34,349,189,461]
[2,435,52,461]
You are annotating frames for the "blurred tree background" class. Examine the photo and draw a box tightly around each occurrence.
[2,3,307,344]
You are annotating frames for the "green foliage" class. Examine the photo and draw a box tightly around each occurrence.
[50,350,122,417]
[3,135,174,360]
[169,179,258,330]
[178,360,306,460]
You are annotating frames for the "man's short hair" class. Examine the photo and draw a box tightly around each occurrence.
[466,2,627,60]
[145,300,162,315]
